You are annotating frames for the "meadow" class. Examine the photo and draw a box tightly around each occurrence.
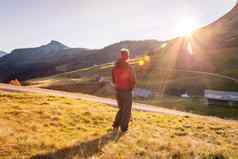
[0,92,238,158]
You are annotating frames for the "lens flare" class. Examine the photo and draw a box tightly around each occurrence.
[187,42,193,55]
[139,60,145,66]
[160,43,168,49]
[144,55,150,62]
[176,17,198,36]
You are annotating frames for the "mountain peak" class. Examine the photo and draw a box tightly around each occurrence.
[45,40,69,49]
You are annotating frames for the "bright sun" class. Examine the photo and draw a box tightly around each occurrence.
[176,17,198,36]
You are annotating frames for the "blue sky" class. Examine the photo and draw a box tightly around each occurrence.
[0,0,237,52]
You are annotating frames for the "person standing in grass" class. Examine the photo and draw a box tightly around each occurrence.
[112,48,136,133]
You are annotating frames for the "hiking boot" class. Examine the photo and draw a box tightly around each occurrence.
[120,130,128,136]
[112,127,119,133]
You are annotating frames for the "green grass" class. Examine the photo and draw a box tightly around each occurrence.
[137,96,238,120]
[0,92,238,159]
[27,61,238,120]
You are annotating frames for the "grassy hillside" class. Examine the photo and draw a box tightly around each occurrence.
[27,59,238,119]
[0,92,238,159]
[28,42,238,94]
[29,64,238,95]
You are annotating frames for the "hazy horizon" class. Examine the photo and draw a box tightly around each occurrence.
[1,0,237,52]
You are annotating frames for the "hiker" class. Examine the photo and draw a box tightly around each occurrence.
[112,48,136,133]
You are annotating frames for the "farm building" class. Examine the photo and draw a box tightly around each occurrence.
[204,89,238,106]
[133,88,153,98]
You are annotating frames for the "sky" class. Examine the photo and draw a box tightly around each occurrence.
[0,0,237,52]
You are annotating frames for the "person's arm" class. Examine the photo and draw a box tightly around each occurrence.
[129,67,136,89]
[112,68,116,84]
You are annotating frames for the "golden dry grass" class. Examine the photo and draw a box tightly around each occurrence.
[0,92,238,159]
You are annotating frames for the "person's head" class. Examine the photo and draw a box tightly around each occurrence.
[120,48,130,61]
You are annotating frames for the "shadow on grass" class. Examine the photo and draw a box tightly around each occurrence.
[31,132,118,159]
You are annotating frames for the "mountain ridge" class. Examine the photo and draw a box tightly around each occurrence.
[10,40,69,55]
[0,50,7,57]
[1,3,238,83]
[0,40,162,82]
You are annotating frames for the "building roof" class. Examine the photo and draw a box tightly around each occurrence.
[205,89,238,102]
[133,88,152,98]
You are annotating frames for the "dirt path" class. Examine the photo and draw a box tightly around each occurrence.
[0,83,235,123]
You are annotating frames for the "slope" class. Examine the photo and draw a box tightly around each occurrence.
[0,50,7,57]
[168,3,238,74]
[0,92,238,159]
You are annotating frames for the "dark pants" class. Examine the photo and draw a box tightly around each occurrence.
[113,90,132,132]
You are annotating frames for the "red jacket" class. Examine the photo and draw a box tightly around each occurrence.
[112,59,136,91]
